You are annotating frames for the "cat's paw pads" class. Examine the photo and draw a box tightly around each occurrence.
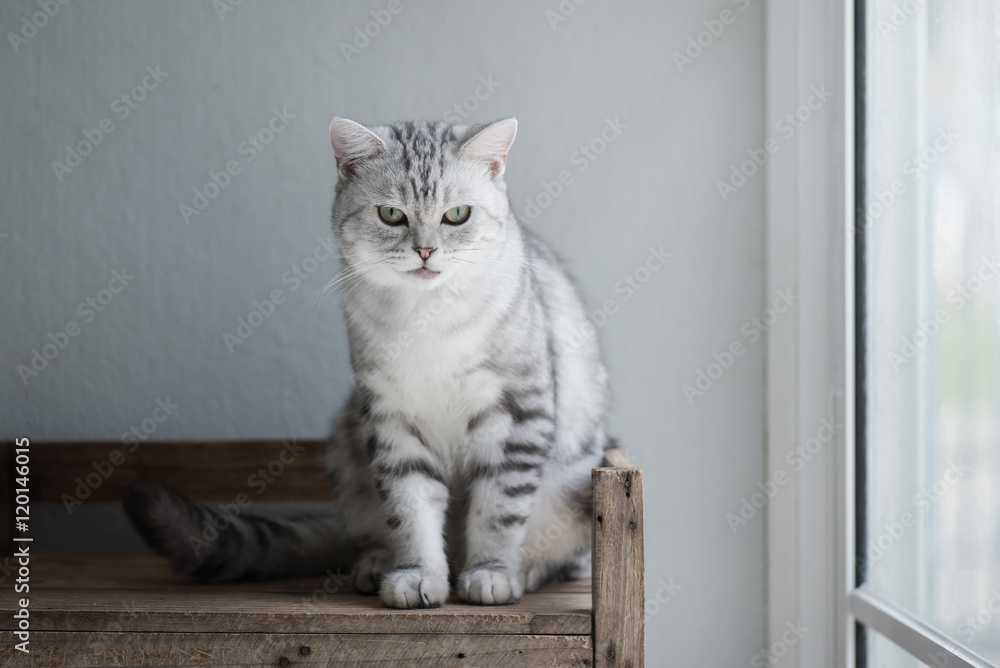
[352,548,392,595]
[380,568,449,609]
[457,568,524,605]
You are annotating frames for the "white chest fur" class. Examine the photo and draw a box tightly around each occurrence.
[353,280,507,453]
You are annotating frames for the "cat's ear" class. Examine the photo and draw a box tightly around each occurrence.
[328,117,386,178]
[460,117,517,178]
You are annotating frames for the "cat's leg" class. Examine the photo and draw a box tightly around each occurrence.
[368,417,450,609]
[457,400,553,605]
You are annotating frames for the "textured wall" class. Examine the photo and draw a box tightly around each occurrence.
[0,0,765,663]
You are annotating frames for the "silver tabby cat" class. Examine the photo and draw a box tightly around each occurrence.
[124,117,611,608]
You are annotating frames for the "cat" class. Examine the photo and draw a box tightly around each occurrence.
[124,116,611,608]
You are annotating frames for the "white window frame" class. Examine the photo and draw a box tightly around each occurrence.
[764,1,996,667]
[764,0,854,665]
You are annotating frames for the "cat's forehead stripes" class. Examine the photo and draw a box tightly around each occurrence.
[384,121,457,205]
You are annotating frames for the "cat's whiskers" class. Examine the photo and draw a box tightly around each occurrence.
[339,268,377,303]
[311,268,359,308]
[311,257,393,313]
[337,249,395,260]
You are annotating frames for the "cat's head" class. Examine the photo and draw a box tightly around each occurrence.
[328,117,517,291]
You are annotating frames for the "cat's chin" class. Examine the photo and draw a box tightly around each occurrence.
[407,267,442,281]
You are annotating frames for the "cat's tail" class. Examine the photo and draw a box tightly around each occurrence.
[123,481,358,582]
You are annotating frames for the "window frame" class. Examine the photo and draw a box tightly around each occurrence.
[764,1,996,666]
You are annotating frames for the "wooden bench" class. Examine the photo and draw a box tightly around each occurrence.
[0,440,644,667]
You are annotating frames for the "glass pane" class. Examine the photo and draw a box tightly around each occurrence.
[862,0,1000,663]
[867,628,935,668]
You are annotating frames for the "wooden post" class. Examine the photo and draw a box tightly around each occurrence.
[593,448,645,667]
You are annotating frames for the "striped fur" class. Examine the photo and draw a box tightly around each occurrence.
[124,117,610,609]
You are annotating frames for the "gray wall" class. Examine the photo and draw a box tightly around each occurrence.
[0,0,765,663]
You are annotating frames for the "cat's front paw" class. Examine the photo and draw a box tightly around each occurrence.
[457,568,524,605]
[380,567,449,609]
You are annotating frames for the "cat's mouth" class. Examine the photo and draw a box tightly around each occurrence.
[408,267,441,280]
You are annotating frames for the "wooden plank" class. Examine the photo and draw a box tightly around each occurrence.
[21,555,593,594]
[1,589,593,636]
[20,440,329,504]
[592,466,644,667]
[0,632,593,667]
[0,556,593,636]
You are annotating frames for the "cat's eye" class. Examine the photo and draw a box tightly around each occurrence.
[442,205,471,225]
[377,206,407,226]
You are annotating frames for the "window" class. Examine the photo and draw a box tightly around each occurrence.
[856,0,1000,666]
[763,1,995,664]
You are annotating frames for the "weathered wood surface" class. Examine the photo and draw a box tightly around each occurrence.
[0,632,594,667]
[0,442,647,666]
[9,439,330,503]
[592,461,645,667]
[0,556,593,636]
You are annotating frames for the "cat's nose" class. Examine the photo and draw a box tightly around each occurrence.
[413,247,436,261]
